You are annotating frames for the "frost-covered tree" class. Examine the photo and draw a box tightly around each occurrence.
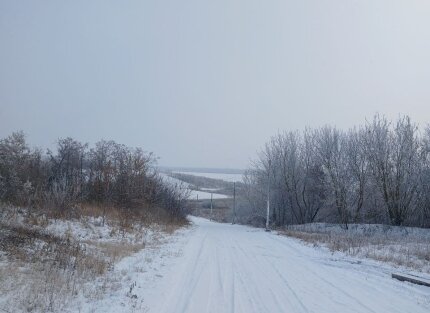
[244,114,429,228]
[364,115,421,225]
[0,131,31,203]
[0,131,188,220]
[417,125,430,227]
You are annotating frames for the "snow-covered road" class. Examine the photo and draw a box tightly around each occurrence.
[145,217,430,313]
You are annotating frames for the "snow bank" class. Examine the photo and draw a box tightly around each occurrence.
[285,223,430,274]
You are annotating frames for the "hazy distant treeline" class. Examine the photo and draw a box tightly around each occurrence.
[244,115,430,228]
[0,132,188,220]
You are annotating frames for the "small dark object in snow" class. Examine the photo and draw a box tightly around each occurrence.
[392,273,430,287]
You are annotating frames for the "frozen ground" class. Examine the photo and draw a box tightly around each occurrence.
[139,217,430,313]
[64,225,193,313]
[0,207,184,313]
[6,215,428,312]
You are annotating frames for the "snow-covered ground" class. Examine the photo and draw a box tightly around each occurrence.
[285,223,430,273]
[0,208,185,313]
[159,173,229,200]
[64,225,193,313]
[174,171,244,183]
[188,190,229,200]
[5,215,429,312]
[93,217,430,313]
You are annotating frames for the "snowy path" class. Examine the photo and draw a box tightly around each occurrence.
[145,217,430,313]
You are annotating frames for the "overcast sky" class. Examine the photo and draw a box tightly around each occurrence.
[1,1,430,169]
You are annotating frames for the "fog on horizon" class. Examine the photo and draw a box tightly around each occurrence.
[1,0,429,169]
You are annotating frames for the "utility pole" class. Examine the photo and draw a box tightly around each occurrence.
[232,182,236,224]
[210,192,213,221]
[266,159,271,231]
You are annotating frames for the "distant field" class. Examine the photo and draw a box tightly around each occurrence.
[174,171,243,183]
[188,190,229,200]
[159,173,229,200]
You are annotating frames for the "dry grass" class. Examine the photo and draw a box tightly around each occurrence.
[0,221,108,312]
[79,203,189,232]
[86,241,145,263]
[0,204,187,312]
[281,224,430,273]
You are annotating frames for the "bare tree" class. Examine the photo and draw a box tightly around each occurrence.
[47,138,88,211]
[314,126,351,227]
[364,115,421,225]
[0,132,29,203]
[242,115,429,228]
[346,127,368,222]
[417,125,430,227]
[0,132,188,222]
[243,131,326,226]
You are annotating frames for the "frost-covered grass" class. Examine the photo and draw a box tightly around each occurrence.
[0,206,186,313]
[282,223,430,273]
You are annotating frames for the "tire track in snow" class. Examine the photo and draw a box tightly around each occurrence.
[228,244,261,312]
[267,232,425,313]
[158,230,209,313]
[233,237,309,313]
[231,236,305,313]
[266,234,379,313]
[146,218,430,313]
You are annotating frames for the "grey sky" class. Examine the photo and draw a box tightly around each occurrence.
[1,1,429,168]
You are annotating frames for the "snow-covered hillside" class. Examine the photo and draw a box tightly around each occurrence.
[0,207,187,313]
[174,171,243,183]
[159,173,229,200]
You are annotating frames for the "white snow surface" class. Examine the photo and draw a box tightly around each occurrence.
[160,173,229,200]
[188,190,229,200]
[174,171,244,183]
[86,217,430,313]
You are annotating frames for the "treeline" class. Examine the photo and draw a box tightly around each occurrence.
[0,132,188,221]
[244,115,430,228]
